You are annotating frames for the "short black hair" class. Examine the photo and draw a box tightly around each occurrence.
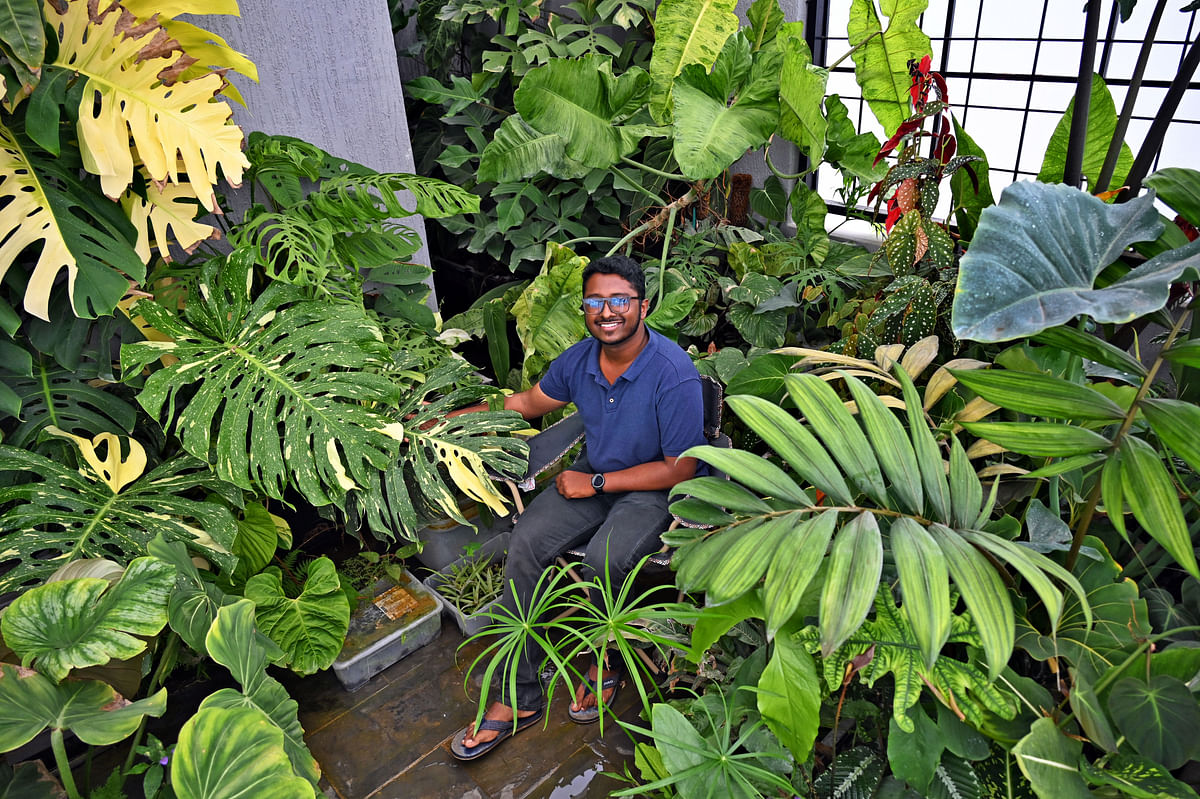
[582,254,645,298]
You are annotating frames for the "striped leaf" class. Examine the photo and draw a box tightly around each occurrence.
[892,517,951,668]
[674,518,765,592]
[1161,338,1200,368]
[948,437,983,529]
[961,530,1088,632]
[950,368,1126,421]
[705,512,804,604]
[820,512,883,656]
[1033,326,1147,377]
[1141,398,1200,473]
[670,475,775,514]
[843,373,924,514]
[896,366,952,522]
[1119,436,1199,578]
[1100,452,1127,540]
[930,524,1013,678]
[668,497,737,527]
[679,444,810,505]
[959,422,1111,458]
[785,374,888,504]
[725,394,853,504]
[764,510,838,638]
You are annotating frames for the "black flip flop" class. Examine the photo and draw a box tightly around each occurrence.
[567,673,621,724]
[449,709,544,761]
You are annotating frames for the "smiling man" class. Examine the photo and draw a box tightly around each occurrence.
[447,254,705,760]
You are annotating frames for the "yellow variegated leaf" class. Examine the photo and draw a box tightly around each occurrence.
[121,0,243,16]
[161,21,258,82]
[123,182,217,262]
[45,426,148,493]
[434,439,511,516]
[52,1,249,209]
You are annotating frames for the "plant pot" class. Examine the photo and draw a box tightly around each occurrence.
[332,569,442,691]
[412,499,512,571]
[424,533,508,637]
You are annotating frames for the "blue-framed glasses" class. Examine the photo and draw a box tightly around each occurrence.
[581,295,639,315]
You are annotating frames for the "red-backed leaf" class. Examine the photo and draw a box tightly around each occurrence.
[931,71,948,102]
[885,202,902,232]
[874,120,922,165]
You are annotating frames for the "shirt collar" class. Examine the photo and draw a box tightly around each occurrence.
[584,326,659,384]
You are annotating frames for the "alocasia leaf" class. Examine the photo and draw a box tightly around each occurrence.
[244,558,350,676]
[1037,74,1132,192]
[1,557,173,682]
[647,0,740,123]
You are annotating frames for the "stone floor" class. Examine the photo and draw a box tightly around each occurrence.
[282,626,645,799]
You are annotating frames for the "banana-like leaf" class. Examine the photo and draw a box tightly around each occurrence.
[647,0,739,124]
[512,243,588,386]
[479,114,567,183]
[950,368,1125,421]
[891,518,950,669]
[121,255,405,509]
[245,559,349,677]
[0,664,166,752]
[1,557,173,682]
[1037,74,1132,193]
[847,0,931,136]
[0,125,144,320]
[171,706,315,799]
[819,511,883,656]
[953,182,1200,342]
[0,434,237,596]
[514,56,648,169]
[201,601,320,787]
[671,33,781,179]
[777,24,827,163]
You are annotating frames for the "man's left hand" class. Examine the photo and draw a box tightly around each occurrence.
[557,470,597,499]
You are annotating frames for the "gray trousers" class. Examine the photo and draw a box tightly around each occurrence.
[494,455,671,711]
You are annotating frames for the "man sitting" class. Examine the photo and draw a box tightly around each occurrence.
[447,254,705,760]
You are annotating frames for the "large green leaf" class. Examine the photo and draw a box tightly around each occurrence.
[514,56,648,169]
[847,0,931,136]
[171,706,315,799]
[148,536,234,654]
[2,557,173,682]
[758,631,820,762]
[1037,73,1132,192]
[0,761,65,799]
[0,0,44,71]
[777,23,827,162]
[949,118,995,243]
[0,436,237,595]
[244,558,350,676]
[1144,167,1200,228]
[0,664,166,752]
[671,33,781,179]
[953,181,1200,342]
[1011,718,1092,799]
[647,0,740,123]
[1,359,138,448]
[512,243,588,386]
[1108,675,1200,769]
[819,512,883,656]
[121,255,404,508]
[478,114,567,183]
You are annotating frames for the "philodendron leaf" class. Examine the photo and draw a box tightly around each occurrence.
[1037,74,1132,192]
[1,557,174,682]
[847,0,931,136]
[147,536,234,654]
[244,558,350,676]
[478,114,566,183]
[1107,675,1200,770]
[512,243,588,386]
[1080,752,1200,799]
[0,760,65,799]
[647,0,740,124]
[0,664,166,752]
[953,181,1200,342]
[1011,717,1093,799]
[777,23,827,162]
[171,706,315,799]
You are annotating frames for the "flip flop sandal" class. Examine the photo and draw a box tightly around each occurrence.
[449,709,544,761]
[567,673,621,724]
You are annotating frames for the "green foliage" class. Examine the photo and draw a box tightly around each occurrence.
[1037,74,1133,192]
[847,0,931,135]
[436,557,505,616]
[244,558,350,677]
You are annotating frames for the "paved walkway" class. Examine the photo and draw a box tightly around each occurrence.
[283,628,642,799]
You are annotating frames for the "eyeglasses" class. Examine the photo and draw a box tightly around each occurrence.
[581,295,640,315]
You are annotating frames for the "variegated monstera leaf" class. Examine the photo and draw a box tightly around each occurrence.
[121,254,406,511]
[0,428,239,596]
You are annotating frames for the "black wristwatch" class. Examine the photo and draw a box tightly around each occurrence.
[591,472,606,494]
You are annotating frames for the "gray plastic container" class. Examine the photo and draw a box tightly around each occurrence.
[332,569,442,691]
[424,533,508,637]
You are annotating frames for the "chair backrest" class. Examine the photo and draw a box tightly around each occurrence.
[701,375,724,442]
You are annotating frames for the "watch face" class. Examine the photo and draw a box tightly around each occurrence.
[591,473,604,489]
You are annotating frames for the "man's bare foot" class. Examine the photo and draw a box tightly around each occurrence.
[570,665,617,713]
[460,702,539,748]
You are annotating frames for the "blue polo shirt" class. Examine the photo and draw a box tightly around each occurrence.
[538,329,706,475]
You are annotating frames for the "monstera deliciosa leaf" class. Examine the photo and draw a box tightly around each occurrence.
[669,367,1088,678]
[847,0,932,136]
[121,254,406,509]
[952,182,1200,342]
[671,32,781,179]
[0,430,238,595]
[647,0,740,123]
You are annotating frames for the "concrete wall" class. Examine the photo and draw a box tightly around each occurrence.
[193,1,433,277]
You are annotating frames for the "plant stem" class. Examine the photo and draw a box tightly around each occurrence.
[657,204,678,310]
[828,32,879,71]
[620,156,686,182]
[559,235,622,248]
[52,728,83,799]
[1065,309,1193,569]
[123,633,181,774]
[764,138,813,181]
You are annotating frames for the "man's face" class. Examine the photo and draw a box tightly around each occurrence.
[583,273,647,347]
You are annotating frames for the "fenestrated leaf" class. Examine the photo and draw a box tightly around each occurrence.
[245,559,350,676]
[0,664,166,752]
[725,394,851,505]
[2,358,138,448]
[515,56,648,169]
[479,114,567,183]
[950,368,1125,421]
[958,421,1111,458]
[1107,675,1200,770]
[647,0,739,123]
[758,632,820,762]
[785,373,888,505]
[1032,326,1147,378]
[121,255,405,509]
[1141,397,1200,473]
[1012,718,1092,799]
[763,510,837,638]
[930,524,1012,678]
[843,374,923,514]
[1037,74,1132,192]
[1118,435,1199,578]
[819,512,883,656]
[0,438,237,596]
[671,33,781,179]
[171,706,315,799]
[892,518,950,669]
[847,0,931,136]
[777,24,827,162]
[1081,752,1200,799]
[952,182,1200,342]
[1,557,173,682]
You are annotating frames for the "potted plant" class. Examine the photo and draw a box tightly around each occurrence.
[425,535,509,636]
